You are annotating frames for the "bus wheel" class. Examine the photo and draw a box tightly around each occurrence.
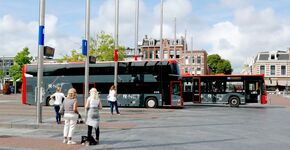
[145,97,157,108]
[229,96,240,107]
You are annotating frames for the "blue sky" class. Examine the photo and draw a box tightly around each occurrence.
[1,0,290,73]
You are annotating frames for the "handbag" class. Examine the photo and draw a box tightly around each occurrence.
[59,104,64,115]
[48,96,55,106]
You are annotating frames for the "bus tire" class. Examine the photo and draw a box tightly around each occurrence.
[229,96,240,107]
[145,97,158,108]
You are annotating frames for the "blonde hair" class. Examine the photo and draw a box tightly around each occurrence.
[67,88,77,99]
[89,88,100,100]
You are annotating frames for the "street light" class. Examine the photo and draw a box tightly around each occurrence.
[36,0,46,124]
[134,0,139,61]
[160,0,163,60]
[84,0,90,102]
[114,0,119,91]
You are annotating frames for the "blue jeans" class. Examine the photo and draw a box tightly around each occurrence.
[54,105,61,123]
[109,101,120,114]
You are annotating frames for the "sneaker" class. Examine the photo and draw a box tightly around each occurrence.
[67,141,76,145]
[117,113,121,115]
[63,139,67,144]
[85,141,90,146]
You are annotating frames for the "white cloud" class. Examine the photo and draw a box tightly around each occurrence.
[0,15,38,57]
[0,14,80,58]
[220,0,249,9]
[199,6,290,73]
[199,21,242,70]
[154,0,192,21]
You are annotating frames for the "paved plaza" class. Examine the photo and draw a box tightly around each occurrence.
[0,94,290,150]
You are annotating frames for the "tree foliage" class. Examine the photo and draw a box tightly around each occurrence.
[207,54,233,74]
[58,31,126,62]
[9,47,33,81]
[0,69,4,84]
[0,70,4,79]
[9,65,22,81]
[57,50,85,63]
[90,31,126,61]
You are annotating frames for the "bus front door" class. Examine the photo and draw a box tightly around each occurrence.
[193,78,201,103]
[170,81,183,107]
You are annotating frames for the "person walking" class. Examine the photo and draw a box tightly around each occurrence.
[50,87,65,124]
[62,88,79,144]
[85,88,102,145]
[107,85,120,115]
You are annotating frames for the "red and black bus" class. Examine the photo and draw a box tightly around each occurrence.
[22,60,183,108]
[182,74,267,107]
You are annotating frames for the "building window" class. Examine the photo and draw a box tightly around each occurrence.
[155,50,159,59]
[149,40,154,46]
[270,65,275,75]
[281,65,286,75]
[260,65,265,74]
[149,50,153,59]
[164,51,168,59]
[196,68,201,74]
[270,54,275,60]
[197,56,201,64]
[185,57,189,65]
[184,67,188,73]
[144,50,148,59]
[192,57,195,64]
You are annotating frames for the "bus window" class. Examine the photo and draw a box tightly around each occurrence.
[72,83,83,94]
[183,82,192,92]
[226,82,243,92]
[130,74,140,82]
[249,83,257,94]
[200,81,206,93]
[172,83,180,95]
[212,81,225,92]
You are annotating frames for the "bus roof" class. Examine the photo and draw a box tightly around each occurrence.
[181,73,264,78]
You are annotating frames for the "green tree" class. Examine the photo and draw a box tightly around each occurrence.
[58,31,126,62]
[0,69,4,84]
[8,65,22,81]
[0,70,4,79]
[207,54,233,74]
[57,50,85,63]
[9,47,33,81]
[90,31,126,61]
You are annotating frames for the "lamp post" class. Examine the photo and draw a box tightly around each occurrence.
[114,0,119,91]
[160,0,163,60]
[84,0,90,103]
[134,0,139,61]
[174,17,176,59]
[36,0,46,124]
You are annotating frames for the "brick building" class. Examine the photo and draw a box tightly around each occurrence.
[139,35,209,74]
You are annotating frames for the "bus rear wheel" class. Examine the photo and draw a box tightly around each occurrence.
[145,97,157,108]
[229,96,240,107]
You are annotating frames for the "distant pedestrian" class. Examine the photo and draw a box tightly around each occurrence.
[85,88,102,145]
[275,88,280,95]
[50,87,65,124]
[62,88,79,144]
[107,85,120,115]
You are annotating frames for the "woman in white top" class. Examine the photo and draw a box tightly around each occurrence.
[107,85,120,115]
[85,88,102,145]
[63,88,78,144]
[50,87,65,124]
